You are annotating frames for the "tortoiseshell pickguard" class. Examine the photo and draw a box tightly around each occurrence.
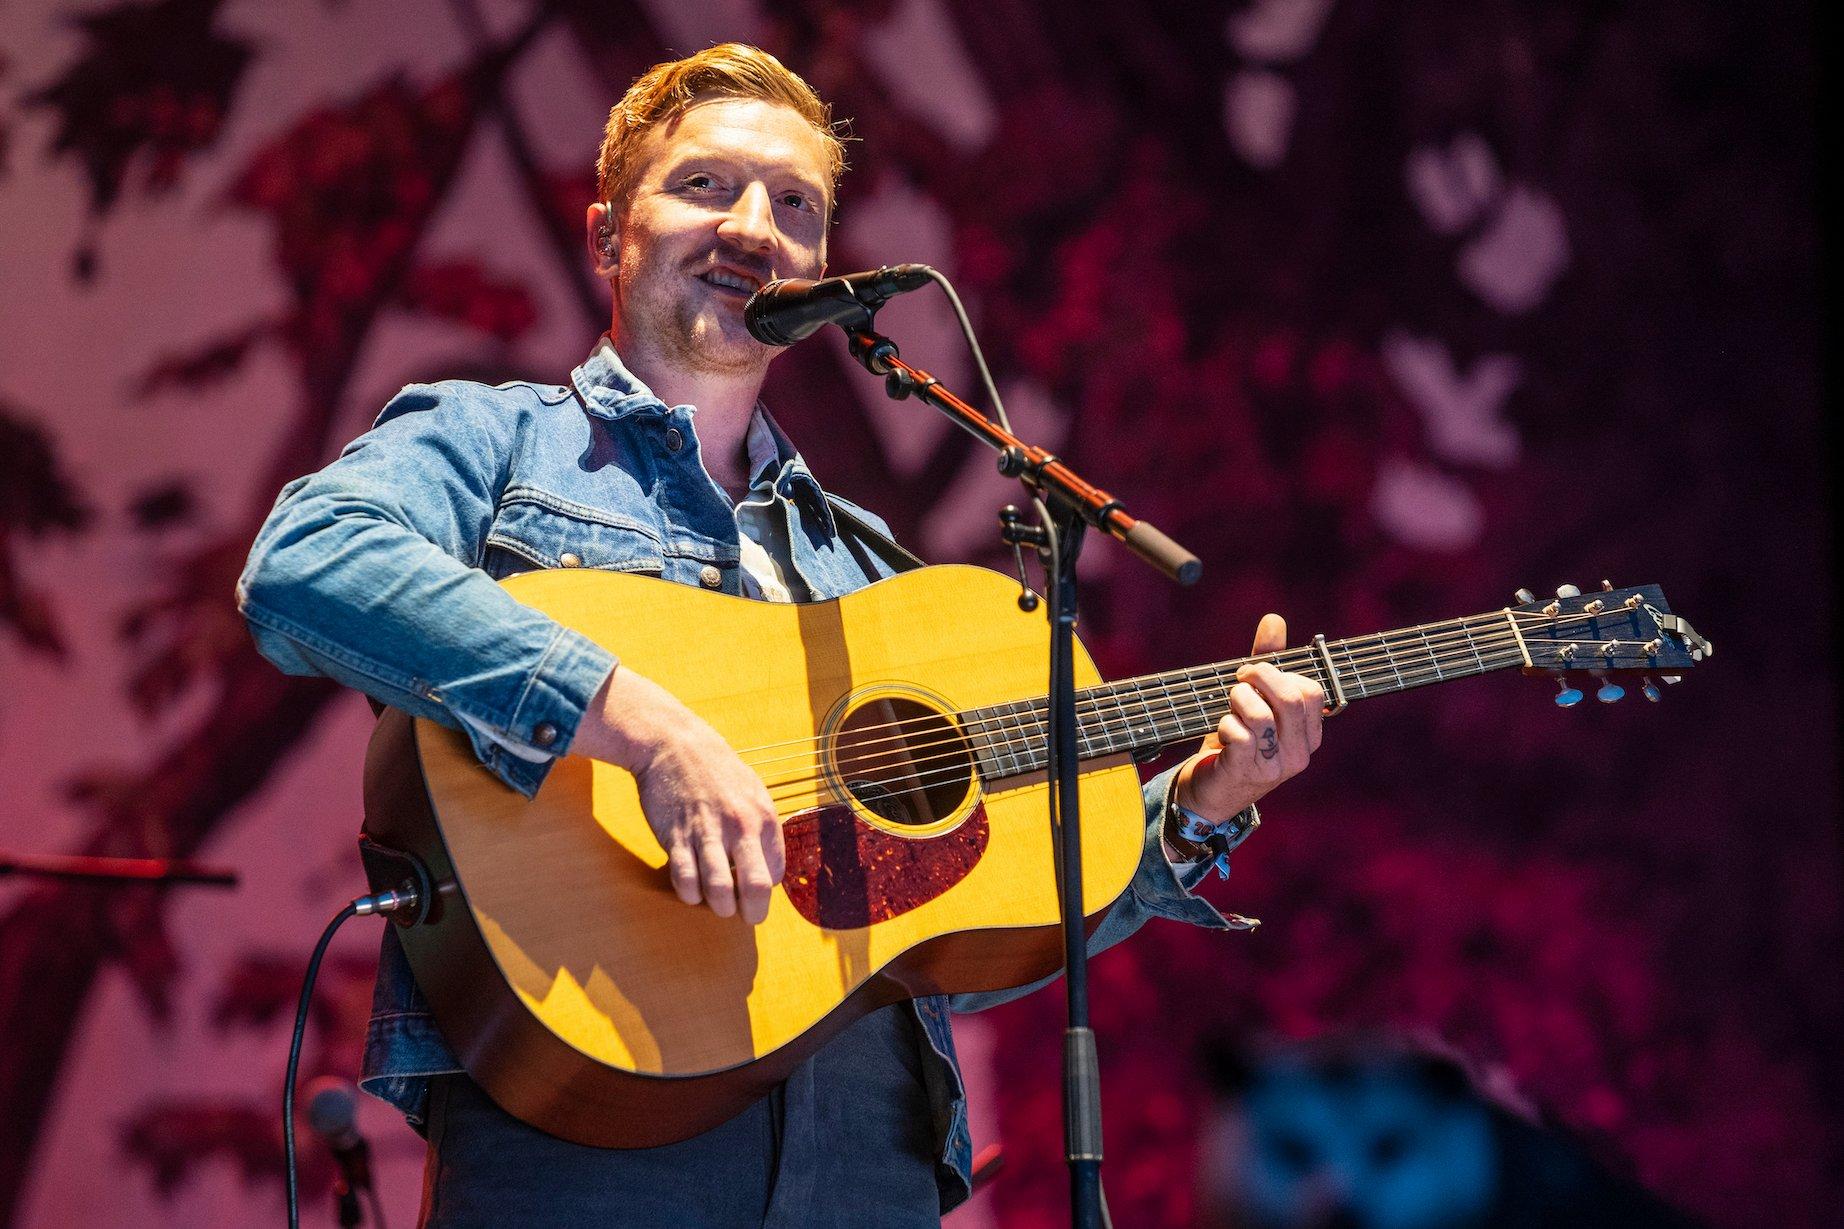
[780,802,989,930]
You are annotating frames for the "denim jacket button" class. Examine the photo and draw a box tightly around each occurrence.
[665,427,684,452]
[699,564,722,588]
[532,722,559,748]
[558,551,582,568]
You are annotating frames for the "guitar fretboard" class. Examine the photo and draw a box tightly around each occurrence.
[961,610,1527,779]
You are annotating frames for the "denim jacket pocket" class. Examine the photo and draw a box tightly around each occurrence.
[485,487,666,577]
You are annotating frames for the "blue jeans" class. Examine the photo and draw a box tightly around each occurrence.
[419,1004,943,1227]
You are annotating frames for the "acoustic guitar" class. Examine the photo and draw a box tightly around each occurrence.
[359,564,1708,1147]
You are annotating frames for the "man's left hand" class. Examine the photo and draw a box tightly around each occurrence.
[1175,613,1325,821]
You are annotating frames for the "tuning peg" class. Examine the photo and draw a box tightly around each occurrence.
[1554,678,1583,707]
[1594,673,1625,703]
[1514,588,1535,604]
[1600,579,1614,591]
[1556,583,1582,598]
[1641,676,1662,702]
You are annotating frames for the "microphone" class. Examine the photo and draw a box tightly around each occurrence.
[305,1077,375,1213]
[744,264,933,346]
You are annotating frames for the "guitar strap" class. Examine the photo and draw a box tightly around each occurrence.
[824,494,927,575]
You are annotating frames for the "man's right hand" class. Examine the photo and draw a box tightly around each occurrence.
[571,668,784,926]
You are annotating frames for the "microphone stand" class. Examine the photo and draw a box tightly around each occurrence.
[840,324,1200,1229]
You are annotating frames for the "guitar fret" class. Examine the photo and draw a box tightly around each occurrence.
[1001,700,1034,776]
[1376,634,1405,689]
[1418,627,1446,681]
[1204,669,1235,727]
[1021,699,1047,772]
[1157,675,1190,744]
[968,725,997,778]
[1107,682,1137,753]
[1460,620,1486,672]
[1132,680,1166,747]
[976,708,1005,778]
[1338,641,1369,698]
[977,703,1005,777]
[1295,657,1329,701]
[1084,679,1113,745]
[1188,670,1217,733]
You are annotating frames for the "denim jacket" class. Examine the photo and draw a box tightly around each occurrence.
[238,341,1253,1212]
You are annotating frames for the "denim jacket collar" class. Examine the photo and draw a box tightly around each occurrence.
[574,336,832,528]
[749,406,832,530]
[570,335,671,420]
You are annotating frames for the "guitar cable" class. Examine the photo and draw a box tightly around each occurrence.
[285,884,421,1229]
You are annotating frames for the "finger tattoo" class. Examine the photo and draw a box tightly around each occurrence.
[1259,727,1279,759]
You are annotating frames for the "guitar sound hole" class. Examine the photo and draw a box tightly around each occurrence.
[833,696,974,827]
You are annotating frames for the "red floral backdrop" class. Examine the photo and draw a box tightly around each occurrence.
[0,1,1829,1226]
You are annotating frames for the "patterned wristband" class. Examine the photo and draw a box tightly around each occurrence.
[1167,796,1261,880]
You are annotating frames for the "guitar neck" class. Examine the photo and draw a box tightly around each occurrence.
[963,609,1529,778]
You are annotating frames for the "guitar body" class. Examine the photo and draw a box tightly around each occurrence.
[362,564,1149,1148]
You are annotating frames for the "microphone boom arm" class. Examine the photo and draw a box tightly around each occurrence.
[842,327,1201,586]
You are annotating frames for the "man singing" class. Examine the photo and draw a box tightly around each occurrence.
[239,43,1325,1227]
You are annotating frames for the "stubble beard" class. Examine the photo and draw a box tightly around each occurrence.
[619,249,770,380]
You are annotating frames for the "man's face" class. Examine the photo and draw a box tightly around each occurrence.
[605,97,831,375]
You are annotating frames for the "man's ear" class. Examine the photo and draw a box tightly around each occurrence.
[587,201,618,277]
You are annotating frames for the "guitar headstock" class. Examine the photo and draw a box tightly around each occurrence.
[1510,581,1711,705]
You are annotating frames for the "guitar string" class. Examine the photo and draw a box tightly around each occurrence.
[759,648,1540,817]
[729,605,1643,775]
[735,614,1533,771]
[758,636,1531,791]
[754,635,1623,807]
[745,615,1636,785]
[727,603,1638,770]
[756,645,1544,814]
[760,620,1668,801]
[757,637,1539,797]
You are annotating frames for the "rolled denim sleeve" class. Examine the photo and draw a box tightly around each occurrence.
[237,382,616,797]
[949,764,1257,1013]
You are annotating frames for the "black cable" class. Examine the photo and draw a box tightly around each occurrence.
[363,1181,391,1229]
[922,267,1013,432]
[286,901,358,1229]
